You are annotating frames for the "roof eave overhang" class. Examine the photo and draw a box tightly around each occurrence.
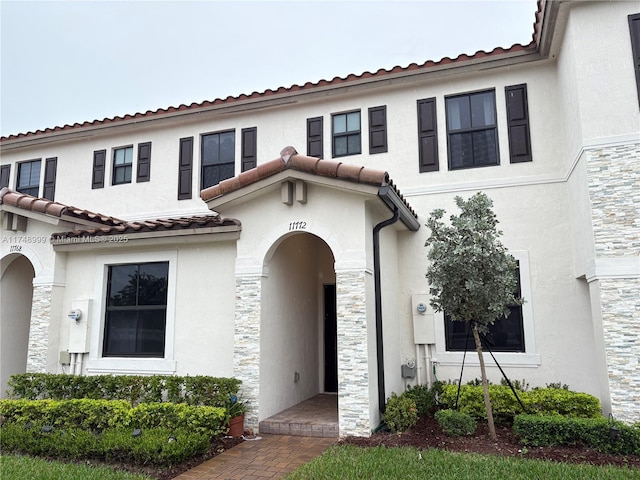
[204,169,380,213]
[51,225,241,251]
[377,185,420,231]
[1,46,546,151]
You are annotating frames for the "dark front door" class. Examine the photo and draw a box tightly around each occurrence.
[324,284,338,393]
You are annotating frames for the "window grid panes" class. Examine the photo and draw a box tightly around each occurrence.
[201,131,235,189]
[112,146,133,185]
[103,262,169,357]
[446,90,498,169]
[17,160,41,196]
[332,111,361,157]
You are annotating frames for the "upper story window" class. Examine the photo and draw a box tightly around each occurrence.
[112,146,133,185]
[103,261,169,357]
[201,130,235,189]
[446,90,498,169]
[332,111,361,158]
[16,159,41,196]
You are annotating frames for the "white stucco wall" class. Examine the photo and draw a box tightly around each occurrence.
[54,237,237,377]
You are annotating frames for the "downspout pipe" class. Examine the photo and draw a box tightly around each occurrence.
[373,206,400,416]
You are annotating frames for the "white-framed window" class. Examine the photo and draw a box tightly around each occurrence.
[433,251,539,367]
[86,250,177,374]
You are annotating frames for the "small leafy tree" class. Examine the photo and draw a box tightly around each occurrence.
[425,192,522,440]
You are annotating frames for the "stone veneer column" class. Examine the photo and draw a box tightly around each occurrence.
[26,284,53,373]
[233,275,262,431]
[336,269,371,437]
[586,143,640,423]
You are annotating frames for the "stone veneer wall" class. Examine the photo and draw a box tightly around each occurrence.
[26,284,52,373]
[233,276,262,430]
[587,143,640,423]
[336,269,372,437]
[599,279,640,421]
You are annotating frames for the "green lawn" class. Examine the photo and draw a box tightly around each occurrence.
[286,445,639,480]
[0,454,154,480]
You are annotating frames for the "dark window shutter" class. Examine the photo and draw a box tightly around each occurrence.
[241,127,257,172]
[178,137,193,200]
[630,14,640,108]
[369,106,388,154]
[417,98,438,172]
[307,117,323,158]
[0,164,10,189]
[505,84,532,163]
[43,157,57,200]
[92,150,106,189]
[136,142,152,182]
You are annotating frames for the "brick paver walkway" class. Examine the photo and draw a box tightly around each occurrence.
[172,434,336,480]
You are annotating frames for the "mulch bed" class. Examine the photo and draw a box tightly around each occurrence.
[341,415,640,469]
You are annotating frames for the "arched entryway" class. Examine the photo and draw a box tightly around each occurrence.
[1,254,35,397]
[259,232,336,421]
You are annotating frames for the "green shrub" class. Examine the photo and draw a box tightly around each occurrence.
[526,388,601,418]
[435,409,477,436]
[128,402,226,436]
[513,414,640,455]
[438,384,601,424]
[0,423,209,466]
[382,392,418,433]
[403,383,441,416]
[0,399,130,431]
[6,373,241,408]
[0,399,226,436]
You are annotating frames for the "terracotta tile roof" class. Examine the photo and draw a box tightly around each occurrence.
[0,187,125,227]
[0,2,543,142]
[51,214,241,241]
[201,147,417,221]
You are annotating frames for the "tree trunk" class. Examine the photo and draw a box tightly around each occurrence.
[472,323,497,441]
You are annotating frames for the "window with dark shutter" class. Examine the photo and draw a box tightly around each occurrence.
[16,159,42,196]
[0,165,10,189]
[241,127,257,172]
[505,84,532,163]
[112,146,133,185]
[417,98,439,172]
[137,142,152,182]
[445,90,499,170]
[43,157,57,201]
[307,117,323,158]
[92,150,106,189]
[201,130,235,189]
[332,111,361,158]
[178,137,193,200]
[629,13,640,108]
[369,106,387,154]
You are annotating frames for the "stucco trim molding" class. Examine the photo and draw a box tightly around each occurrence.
[585,257,640,283]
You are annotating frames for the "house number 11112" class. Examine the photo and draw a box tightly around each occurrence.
[289,221,307,231]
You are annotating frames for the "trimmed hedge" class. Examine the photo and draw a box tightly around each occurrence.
[435,409,477,436]
[6,373,240,407]
[438,384,601,424]
[0,423,210,466]
[0,399,227,437]
[513,414,640,455]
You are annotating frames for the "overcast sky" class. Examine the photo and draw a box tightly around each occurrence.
[1,0,538,137]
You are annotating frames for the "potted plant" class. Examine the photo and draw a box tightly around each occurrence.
[226,394,246,437]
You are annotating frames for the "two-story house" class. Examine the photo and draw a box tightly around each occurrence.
[1,1,639,436]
